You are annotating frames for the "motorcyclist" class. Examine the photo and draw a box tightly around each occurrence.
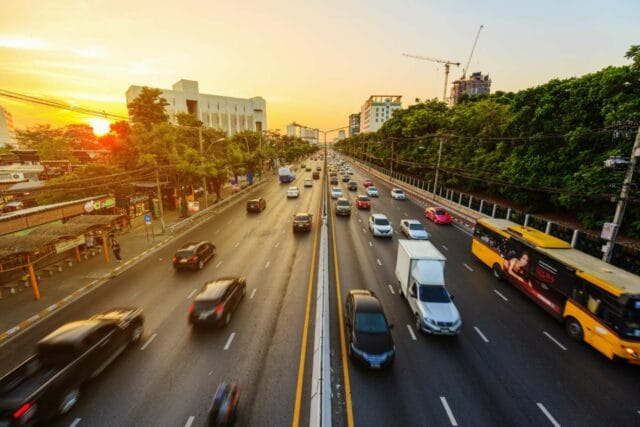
[208,382,240,426]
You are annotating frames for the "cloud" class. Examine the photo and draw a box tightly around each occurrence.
[0,37,49,50]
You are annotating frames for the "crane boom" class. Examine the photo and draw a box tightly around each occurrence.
[462,25,484,80]
[402,53,460,102]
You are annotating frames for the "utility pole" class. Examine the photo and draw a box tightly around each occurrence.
[199,126,209,209]
[390,139,395,180]
[602,125,640,262]
[432,137,445,200]
[155,163,165,233]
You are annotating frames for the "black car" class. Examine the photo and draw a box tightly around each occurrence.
[189,277,246,328]
[344,290,395,369]
[342,175,350,182]
[246,198,266,213]
[347,181,358,191]
[330,177,339,185]
[173,241,217,270]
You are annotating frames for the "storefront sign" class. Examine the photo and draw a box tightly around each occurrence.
[55,235,86,254]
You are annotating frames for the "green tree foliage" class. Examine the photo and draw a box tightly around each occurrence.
[127,87,169,129]
[38,164,128,205]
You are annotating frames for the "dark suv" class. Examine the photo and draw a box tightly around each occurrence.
[335,198,351,216]
[189,277,246,328]
[173,241,217,270]
[246,198,266,213]
[347,181,358,191]
[345,290,395,369]
[293,212,313,232]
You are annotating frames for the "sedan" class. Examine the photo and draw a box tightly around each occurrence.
[304,179,313,187]
[355,195,371,209]
[425,207,453,224]
[390,188,406,200]
[363,179,374,187]
[366,186,379,197]
[330,177,339,185]
[345,290,395,369]
[400,219,430,240]
[287,186,300,198]
[173,241,217,270]
[189,277,246,328]
[342,175,350,182]
[347,181,358,191]
[246,198,266,213]
[331,187,343,199]
[369,214,393,237]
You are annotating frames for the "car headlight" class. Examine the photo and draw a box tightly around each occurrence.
[351,343,365,357]
[623,346,639,359]
[424,317,437,326]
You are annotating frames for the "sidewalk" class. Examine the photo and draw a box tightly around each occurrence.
[0,182,248,343]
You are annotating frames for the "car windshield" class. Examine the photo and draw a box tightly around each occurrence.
[337,201,349,206]
[374,218,389,226]
[419,285,451,303]
[358,196,369,201]
[409,223,425,230]
[295,215,309,221]
[435,209,447,216]
[369,187,377,191]
[289,187,297,191]
[175,250,195,257]
[355,312,388,334]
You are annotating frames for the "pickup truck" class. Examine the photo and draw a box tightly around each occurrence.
[0,308,144,425]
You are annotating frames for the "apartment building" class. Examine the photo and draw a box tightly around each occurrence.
[348,113,360,137]
[126,79,266,135]
[360,96,402,133]
[286,123,319,144]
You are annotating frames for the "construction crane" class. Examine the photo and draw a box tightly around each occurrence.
[461,25,484,80]
[402,53,460,102]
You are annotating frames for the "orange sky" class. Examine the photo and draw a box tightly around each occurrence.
[1,0,637,137]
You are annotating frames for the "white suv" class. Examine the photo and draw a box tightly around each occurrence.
[390,188,406,200]
[369,214,393,237]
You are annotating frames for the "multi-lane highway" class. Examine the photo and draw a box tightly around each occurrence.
[1,153,639,427]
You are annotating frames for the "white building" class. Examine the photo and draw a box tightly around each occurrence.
[286,123,319,144]
[0,105,18,148]
[360,95,402,133]
[125,79,266,135]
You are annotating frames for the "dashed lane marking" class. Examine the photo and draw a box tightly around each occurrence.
[224,332,236,350]
[369,241,373,247]
[441,245,449,251]
[250,289,256,299]
[215,261,223,268]
[536,403,561,427]
[463,263,474,272]
[388,285,395,295]
[140,333,157,351]
[265,261,270,269]
[407,324,417,341]
[362,228,366,233]
[70,418,81,427]
[494,289,508,301]
[234,241,240,248]
[404,212,408,217]
[187,289,197,299]
[275,242,280,248]
[377,258,382,266]
[543,331,568,351]
[440,397,458,426]
[184,416,195,427]
[473,326,490,343]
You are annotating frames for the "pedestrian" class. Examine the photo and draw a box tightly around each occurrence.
[112,239,122,262]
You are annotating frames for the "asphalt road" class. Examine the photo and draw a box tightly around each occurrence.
[2,153,639,427]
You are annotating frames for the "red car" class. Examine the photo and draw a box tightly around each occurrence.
[425,207,452,224]
[363,179,374,188]
[356,195,371,209]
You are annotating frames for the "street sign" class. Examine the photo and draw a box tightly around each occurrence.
[144,213,152,224]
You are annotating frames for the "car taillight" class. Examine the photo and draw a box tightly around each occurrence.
[190,256,198,262]
[172,256,177,263]
[13,402,35,421]
[214,303,225,319]
[188,304,195,314]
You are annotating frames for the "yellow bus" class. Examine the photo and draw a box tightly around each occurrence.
[472,217,640,363]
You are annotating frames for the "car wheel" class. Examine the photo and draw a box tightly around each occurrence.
[565,317,584,341]
[198,260,204,270]
[492,264,502,280]
[130,322,143,344]
[415,314,422,333]
[224,311,232,326]
[59,387,80,415]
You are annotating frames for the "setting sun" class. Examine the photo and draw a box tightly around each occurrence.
[85,117,112,136]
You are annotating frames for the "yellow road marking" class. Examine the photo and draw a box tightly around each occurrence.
[330,193,355,426]
[292,190,323,427]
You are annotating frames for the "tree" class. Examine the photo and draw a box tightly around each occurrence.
[127,87,169,129]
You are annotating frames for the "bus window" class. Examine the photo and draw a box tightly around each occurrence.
[474,223,507,255]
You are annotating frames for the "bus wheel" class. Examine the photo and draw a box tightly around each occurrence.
[491,264,502,280]
[565,317,584,341]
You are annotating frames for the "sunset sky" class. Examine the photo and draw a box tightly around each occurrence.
[0,0,638,136]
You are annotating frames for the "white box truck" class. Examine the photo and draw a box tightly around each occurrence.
[395,240,462,335]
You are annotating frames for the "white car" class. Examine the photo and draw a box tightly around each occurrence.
[400,219,429,240]
[287,186,300,198]
[367,186,379,197]
[304,179,313,187]
[369,213,393,237]
[331,187,343,199]
[391,188,406,200]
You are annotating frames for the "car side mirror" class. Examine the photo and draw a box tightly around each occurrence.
[450,294,455,300]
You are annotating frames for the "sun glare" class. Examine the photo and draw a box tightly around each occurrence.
[86,118,112,136]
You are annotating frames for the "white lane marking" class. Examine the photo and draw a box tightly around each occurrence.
[441,245,449,251]
[463,263,474,272]
[537,403,561,427]
[358,218,361,223]
[70,418,81,427]
[265,261,270,269]
[388,285,395,294]
[377,258,382,266]
[395,230,400,235]
[440,397,458,426]
[140,333,157,351]
[543,331,568,351]
[184,416,195,427]
[208,371,213,376]
[274,242,280,248]
[404,212,408,217]
[224,332,236,350]
[369,241,373,247]
[494,289,508,301]
[362,227,366,233]
[234,241,240,248]
[407,324,417,341]
[215,261,223,268]
[473,326,490,343]
[250,288,257,299]
[187,289,197,299]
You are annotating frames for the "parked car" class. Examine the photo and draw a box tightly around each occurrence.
[304,179,313,187]
[335,198,351,216]
[188,277,246,328]
[366,186,379,197]
[331,187,343,199]
[293,212,313,232]
[246,198,266,213]
[425,207,453,225]
[400,219,429,240]
[345,290,395,369]
[287,186,300,198]
[369,214,393,237]
[173,241,217,270]
[390,188,406,200]
[363,179,374,187]
[356,195,371,209]
[347,181,358,191]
